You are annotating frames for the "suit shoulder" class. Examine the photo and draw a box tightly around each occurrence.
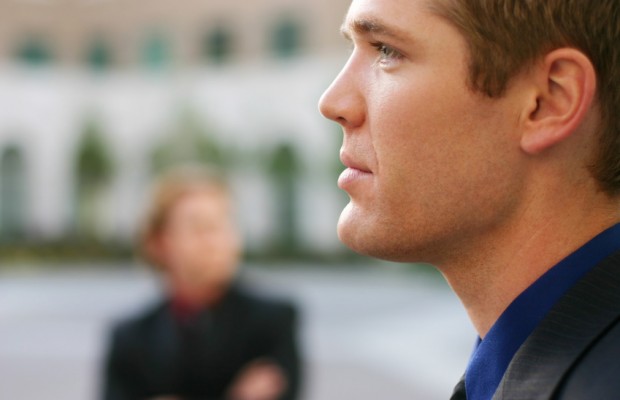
[108,299,168,342]
[555,316,620,399]
[233,286,298,320]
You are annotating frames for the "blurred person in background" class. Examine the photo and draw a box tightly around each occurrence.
[101,166,301,400]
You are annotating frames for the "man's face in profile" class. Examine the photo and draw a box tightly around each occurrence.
[319,0,526,265]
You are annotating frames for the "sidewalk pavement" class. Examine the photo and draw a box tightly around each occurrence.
[0,262,474,400]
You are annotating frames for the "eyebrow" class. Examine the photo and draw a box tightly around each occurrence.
[340,17,411,42]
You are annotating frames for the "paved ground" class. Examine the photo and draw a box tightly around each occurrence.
[0,262,475,400]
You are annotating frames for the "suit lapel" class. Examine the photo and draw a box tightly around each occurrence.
[147,303,184,391]
[492,252,620,400]
[451,375,467,400]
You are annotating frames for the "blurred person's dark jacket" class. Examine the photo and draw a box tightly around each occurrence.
[102,283,300,400]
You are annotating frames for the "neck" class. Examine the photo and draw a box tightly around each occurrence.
[439,186,620,338]
[168,280,229,309]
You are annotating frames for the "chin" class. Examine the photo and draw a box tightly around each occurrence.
[337,205,392,260]
[337,205,431,263]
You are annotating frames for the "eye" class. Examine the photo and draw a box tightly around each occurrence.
[371,42,403,63]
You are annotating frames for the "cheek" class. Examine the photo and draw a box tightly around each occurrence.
[371,96,449,202]
[371,87,518,214]
[160,235,191,264]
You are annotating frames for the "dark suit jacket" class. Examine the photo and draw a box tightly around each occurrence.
[492,251,620,399]
[101,284,301,400]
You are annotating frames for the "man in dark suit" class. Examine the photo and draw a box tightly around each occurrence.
[318,0,620,399]
[102,167,301,400]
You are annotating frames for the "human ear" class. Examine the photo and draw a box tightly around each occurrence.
[144,234,167,268]
[520,48,596,155]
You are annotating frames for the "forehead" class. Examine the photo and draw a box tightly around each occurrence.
[342,0,470,66]
[169,189,229,213]
[342,0,436,37]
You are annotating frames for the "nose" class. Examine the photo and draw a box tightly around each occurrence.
[318,57,365,130]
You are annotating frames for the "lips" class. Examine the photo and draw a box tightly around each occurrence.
[338,152,372,189]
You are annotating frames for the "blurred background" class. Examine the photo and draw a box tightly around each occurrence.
[0,0,474,399]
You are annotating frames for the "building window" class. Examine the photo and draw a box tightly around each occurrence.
[271,17,303,59]
[203,24,234,64]
[268,143,301,252]
[0,145,27,239]
[73,119,114,238]
[86,37,114,71]
[15,37,53,66]
[142,31,171,69]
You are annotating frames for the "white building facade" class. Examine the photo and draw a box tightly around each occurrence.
[0,0,351,255]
